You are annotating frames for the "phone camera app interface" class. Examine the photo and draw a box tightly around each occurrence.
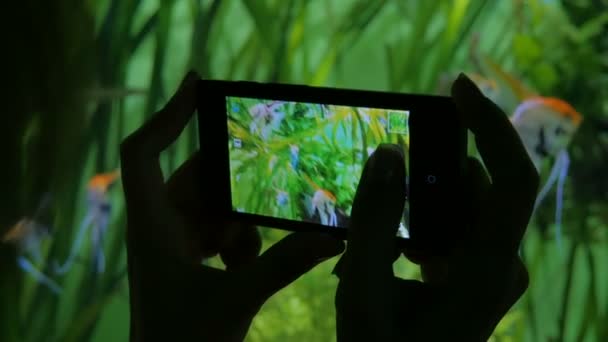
[226,97,410,238]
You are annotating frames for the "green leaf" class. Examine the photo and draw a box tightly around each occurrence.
[530,62,559,92]
[241,0,279,51]
[512,33,542,67]
[59,287,119,342]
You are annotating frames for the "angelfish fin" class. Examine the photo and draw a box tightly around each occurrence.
[554,150,570,253]
[534,152,563,212]
[53,212,94,275]
[18,256,62,295]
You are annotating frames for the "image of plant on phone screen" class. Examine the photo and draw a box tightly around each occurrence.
[226,97,411,238]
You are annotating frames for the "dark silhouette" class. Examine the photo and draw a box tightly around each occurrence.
[121,72,538,341]
[334,74,538,341]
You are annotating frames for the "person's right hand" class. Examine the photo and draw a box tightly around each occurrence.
[334,74,540,341]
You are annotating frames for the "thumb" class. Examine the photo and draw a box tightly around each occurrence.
[244,232,345,303]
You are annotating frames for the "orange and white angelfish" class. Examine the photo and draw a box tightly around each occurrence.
[511,97,582,170]
[54,170,120,275]
[468,40,583,248]
[302,174,338,227]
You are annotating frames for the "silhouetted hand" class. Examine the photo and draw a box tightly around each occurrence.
[120,72,345,342]
[335,74,540,341]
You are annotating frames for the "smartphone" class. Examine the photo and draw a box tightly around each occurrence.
[197,80,467,250]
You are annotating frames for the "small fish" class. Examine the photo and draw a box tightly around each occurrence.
[301,175,338,227]
[310,189,338,227]
[2,194,62,294]
[54,170,120,275]
[88,170,121,194]
[2,195,51,256]
[3,218,50,262]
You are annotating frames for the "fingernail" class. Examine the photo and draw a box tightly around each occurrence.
[455,72,482,97]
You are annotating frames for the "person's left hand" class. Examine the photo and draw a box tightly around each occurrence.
[120,72,345,341]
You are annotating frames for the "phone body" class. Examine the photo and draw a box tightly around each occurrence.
[197,80,467,251]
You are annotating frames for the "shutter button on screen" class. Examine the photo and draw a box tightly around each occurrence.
[425,175,437,184]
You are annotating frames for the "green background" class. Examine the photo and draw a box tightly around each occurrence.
[2,0,607,341]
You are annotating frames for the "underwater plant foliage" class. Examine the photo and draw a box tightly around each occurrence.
[2,0,607,341]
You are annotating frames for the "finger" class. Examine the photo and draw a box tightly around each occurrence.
[243,232,345,303]
[464,157,491,237]
[167,151,224,223]
[168,151,248,261]
[220,225,262,271]
[121,71,199,210]
[451,74,538,192]
[451,74,539,252]
[343,144,406,278]
[334,144,406,334]
[167,151,202,209]
[166,151,217,259]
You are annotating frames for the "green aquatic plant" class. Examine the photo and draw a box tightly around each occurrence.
[3,1,607,341]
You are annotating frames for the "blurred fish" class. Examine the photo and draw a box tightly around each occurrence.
[512,97,582,170]
[302,175,338,227]
[511,97,582,248]
[249,101,285,140]
[466,40,583,248]
[54,170,120,275]
[2,194,62,294]
[3,218,49,262]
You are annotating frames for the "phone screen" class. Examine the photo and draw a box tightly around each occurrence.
[226,96,410,239]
